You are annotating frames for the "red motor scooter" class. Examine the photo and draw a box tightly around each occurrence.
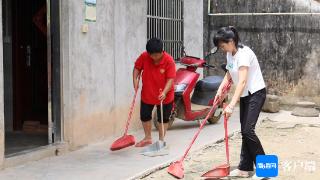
[153,46,228,129]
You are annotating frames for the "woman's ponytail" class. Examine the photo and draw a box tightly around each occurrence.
[228,26,241,48]
[213,26,242,48]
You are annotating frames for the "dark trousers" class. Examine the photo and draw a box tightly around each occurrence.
[238,88,266,171]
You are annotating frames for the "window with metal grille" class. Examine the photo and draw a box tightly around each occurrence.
[147,0,184,60]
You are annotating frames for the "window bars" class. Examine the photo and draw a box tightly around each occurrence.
[147,0,184,60]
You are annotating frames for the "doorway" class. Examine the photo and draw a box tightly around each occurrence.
[2,0,61,156]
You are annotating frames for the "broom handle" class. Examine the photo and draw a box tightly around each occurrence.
[160,100,165,140]
[224,114,230,164]
[124,77,140,135]
[179,80,232,162]
[159,89,165,140]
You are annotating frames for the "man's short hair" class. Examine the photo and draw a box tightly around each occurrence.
[146,38,163,54]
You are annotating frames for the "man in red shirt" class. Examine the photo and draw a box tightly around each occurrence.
[133,38,176,147]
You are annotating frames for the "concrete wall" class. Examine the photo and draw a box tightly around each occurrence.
[183,0,204,79]
[184,0,203,58]
[60,0,146,149]
[204,0,320,105]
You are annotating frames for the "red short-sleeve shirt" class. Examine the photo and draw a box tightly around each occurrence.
[135,51,176,105]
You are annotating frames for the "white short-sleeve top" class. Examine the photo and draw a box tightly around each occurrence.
[226,45,266,97]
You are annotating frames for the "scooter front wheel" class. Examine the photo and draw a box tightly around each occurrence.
[152,110,175,130]
[208,105,222,124]
[208,95,228,124]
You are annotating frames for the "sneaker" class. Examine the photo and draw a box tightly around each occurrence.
[229,169,250,178]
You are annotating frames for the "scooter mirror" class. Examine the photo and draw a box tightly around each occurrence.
[210,46,218,54]
[204,46,219,60]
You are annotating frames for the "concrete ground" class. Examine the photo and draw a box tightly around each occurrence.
[0,107,271,180]
[142,111,320,180]
[5,132,48,155]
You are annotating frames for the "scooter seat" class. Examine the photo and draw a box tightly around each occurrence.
[195,76,223,92]
[191,76,224,106]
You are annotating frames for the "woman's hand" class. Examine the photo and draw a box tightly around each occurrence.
[214,88,222,102]
[223,104,235,118]
[214,72,232,103]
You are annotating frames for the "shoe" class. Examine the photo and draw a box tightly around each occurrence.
[229,169,250,178]
[135,139,152,147]
[140,142,169,157]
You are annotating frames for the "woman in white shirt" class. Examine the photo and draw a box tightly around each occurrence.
[213,26,267,179]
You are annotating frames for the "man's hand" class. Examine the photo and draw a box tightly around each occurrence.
[159,78,174,101]
[133,80,139,91]
[158,92,166,101]
[133,68,141,91]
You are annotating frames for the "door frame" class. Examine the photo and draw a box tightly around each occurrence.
[1,0,62,146]
[48,0,62,143]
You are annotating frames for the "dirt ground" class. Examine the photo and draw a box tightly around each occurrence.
[141,118,320,180]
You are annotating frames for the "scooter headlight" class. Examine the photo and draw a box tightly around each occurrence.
[175,84,188,93]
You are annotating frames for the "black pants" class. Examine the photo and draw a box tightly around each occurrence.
[140,101,173,123]
[238,88,266,171]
